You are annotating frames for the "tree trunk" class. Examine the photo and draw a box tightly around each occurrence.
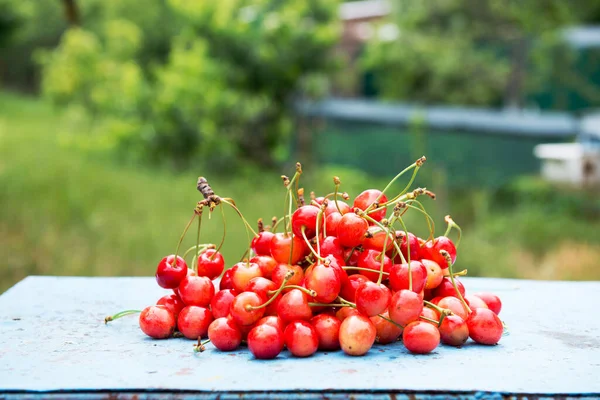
[504,38,527,109]
[62,0,80,26]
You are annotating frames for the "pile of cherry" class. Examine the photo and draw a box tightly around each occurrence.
[106,158,505,359]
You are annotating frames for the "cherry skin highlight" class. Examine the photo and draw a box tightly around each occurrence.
[388,289,423,326]
[139,305,176,339]
[156,293,185,322]
[177,306,213,340]
[210,289,237,319]
[467,308,503,345]
[439,314,469,347]
[270,233,308,265]
[230,291,265,326]
[196,249,225,280]
[473,292,502,315]
[403,321,440,354]
[230,262,263,293]
[208,317,242,351]
[389,261,428,293]
[291,205,321,239]
[247,324,284,359]
[251,231,274,256]
[305,262,341,303]
[311,314,341,351]
[353,189,388,222]
[250,255,278,279]
[355,281,391,317]
[337,213,368,248]
[219,269,234,291]
[284,320,319,357]
[357,249,392,282]
[339,315,377,356]
[277,289,312,323]
[178,275,215,307]
[156,255,188,289]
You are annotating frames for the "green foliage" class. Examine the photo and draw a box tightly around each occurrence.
[37,0,341,168]
[361,0,597,106]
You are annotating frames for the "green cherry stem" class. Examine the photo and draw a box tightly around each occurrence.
[444,215,462,248]
[395,215,412,291]
[174,213,196,265]
[419,315,440,325]
[441,250,471,314]
[405,199,436,241]
[376,225,390,285]
[377,313,404,329]
[194,338,211,353]
[269,285,316,297]
[308,302,350,308]
[342,266,389,276]
[301,227,325,262]
[104,310,141,324]
[247,270,294,310]
[368,157,424,213]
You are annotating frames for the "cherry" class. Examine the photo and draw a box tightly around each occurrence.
[177,306,213,340]
[319,236,344,259]
[230,292,265,326]
[363,227,394,252]
[291,205,322,239]
[311,314,341,351]
[277,289,312,323]
[270,233,308,265]
[390,231,420,263]
[323,199,351,216]
[156,293,185,322]
[155,255,188,289]
[247,324,284,359]
[467,308,503,345]
[196,249,225,280]
[178,275,215,307]
[250,255,278,279]
[473,292,502,315]
[422,259,443,290]
[403,321,440,354]
[208,317,242,351]
[305,262,341,303]
[439,314,469,347]
[324,212,343,236]
[420,307,440,325]
[465,294,488,310]
[246,277,277,300]
[429,296,443,305]
[339,274,369,302]
[219,268,234,291]
[271,263,304,289]
[139,305,175,339]
[433,277,465,298]
[343,247,361,267]
[210,289,237,319]
[254,315,286,332]
[337,212,368,248]
[389,261,428,293]
[356,249,392,282]
[173,268,196,298]
[353,189,388,222]
[339,315,376,356]
[251,231,274,256]
[370,311,402,344]
[388,289,423,326]
[335,306,361,322]
[231,262,263,293]
[284,321,319,357]
[355,281,391,317]
[421,236,457,269]
[438,296,469,320]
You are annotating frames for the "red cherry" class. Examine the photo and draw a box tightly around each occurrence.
[219,269,234,291]
[230,262,263,293]
[370,311,403,344]
[356,249,392,282]
[139,305,175,339]
[250,255,278,279]
[389,261,428,293]
[438,296,469,320]
[277,289,312,323]
[271,263,304,289]
[403,321,440,354]
[422,259,443,289]
[355,281,391,317]
[284,321,319,357]
[291,205,322,239]
[173,268,197,297]
[230,292,265,326]
[178,275,215,307]
[246,277,277,300]
[177,306,213,339]
[388,289,423,326]
[319,236,344,259]
[363,227,394,252]
[247,324,284,359]
[251,231,274,256]
[353,189,388,222]
[310,314,341,351]
[339,274,369,302]
[391,231,420,263]
[156,293,185,321]
[439,314,469,346]
[270,233,308,265]
[339,315,376,356]
[343,247,361,267]
[210,289,237,319]
[254,315,286,332]
[155,255,188,289]
[208,317,242,351]
[337,213,368,248]
[324,199,351,216]
[420,307,440,325]
[305,262,341,303]
[433,277,465,298]
[421,237,457,269]
[465,294,488,310]
[473,292,502,315]
[196,249,225,280]
[467,308,503,345]
[324,212,343,236]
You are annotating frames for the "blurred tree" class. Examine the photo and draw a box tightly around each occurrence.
[361,0,599,107]
[38,0,341,169]
[62,0,80,26]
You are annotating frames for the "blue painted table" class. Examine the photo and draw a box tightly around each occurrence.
[1,276,599,399]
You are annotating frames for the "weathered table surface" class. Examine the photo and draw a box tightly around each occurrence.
[0,276,599,400]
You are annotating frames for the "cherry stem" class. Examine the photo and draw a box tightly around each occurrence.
[344,247,357,264]
[193,338,210,353]
[446,269,468,277]
[308,302,350,308]
[247,271,294,310]
[405,200,435,241]
[337,296,356,307]
[377,226,390,285]
[301,227,325,262]
[444,215,462,248]
[369,158,422,213]
[212,204,227,258]
[333,180,343,214]
[221,199,258,237]
[423,300,446,314]
[395,215,412,291]
[315,205,326,257]
[182,243,213,262]
[174,213,196,265]
[441,250,471,314]
[376,313,404,329]
[419,315,440,325]
[268,285,316,297]
[360,212,407,271]
[342,266,389,276]
[104,310,141,324]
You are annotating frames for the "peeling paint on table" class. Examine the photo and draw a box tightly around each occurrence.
[0,276,599,399]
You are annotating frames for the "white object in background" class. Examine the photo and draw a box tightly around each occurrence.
[533,143,600,186]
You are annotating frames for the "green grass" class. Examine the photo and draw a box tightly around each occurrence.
[1,91,599,293]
